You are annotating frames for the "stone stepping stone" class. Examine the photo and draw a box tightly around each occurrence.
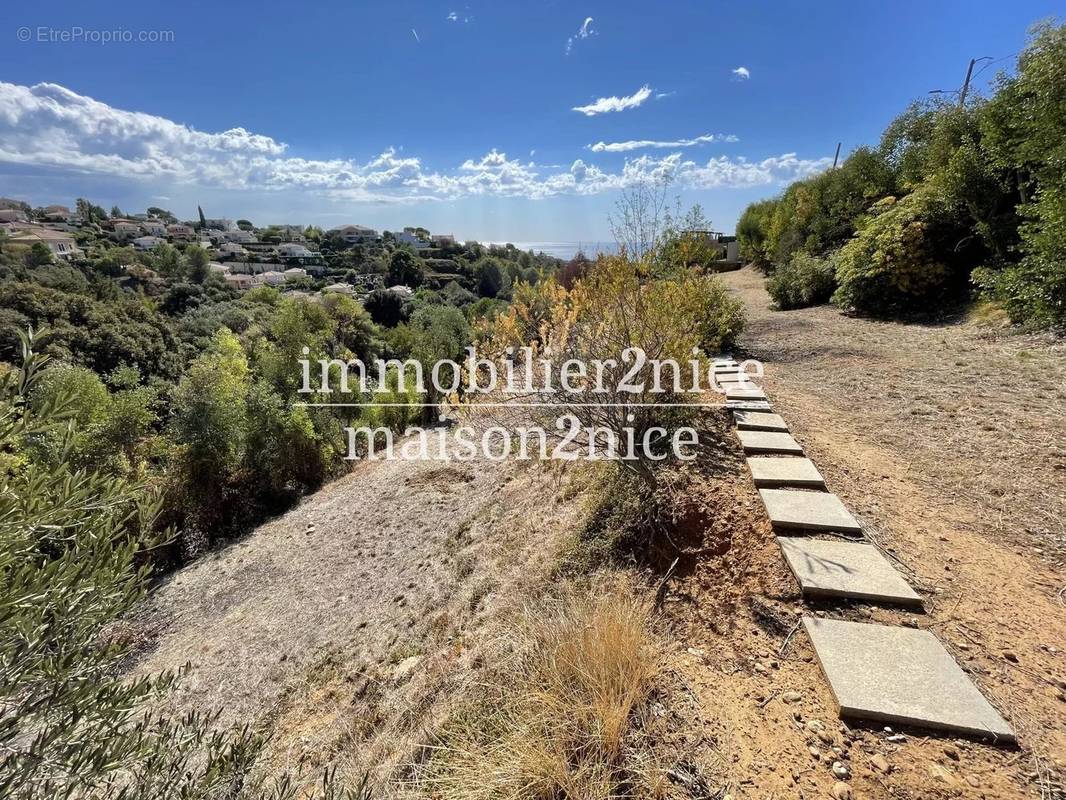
[803,617,1015,742]
[726,400,772,412]
[734,411,788,432]
[738,430,803,455]
[778,537,922,605]
[715,372,749,384]
[758,488,861,533]
[713,364,741,374]
[747,456,825,488]
[726,386,767,401]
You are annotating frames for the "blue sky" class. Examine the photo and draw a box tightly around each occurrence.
[0,1,1059,242]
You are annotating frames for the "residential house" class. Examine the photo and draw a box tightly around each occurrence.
[224,229,257,244]
[322,282,355,295]
[283,267,308,281]
[0,209,29,223]
[387,284,415,296]
[208,262,230,274]
[273,224,307,242]
[0,198,26,211]
[260,270,286,286]
[112,220,142,240]
[328,224,379,245]
[6,227,82,260]
[142,219,168,237]
[132,235,166,251]
[431,234,456,246]
[224,273,263,291]
[167,223,195,240]
[42,205,76,223]
[392,230,429,249]
[218,242,248,257]
[204,218,235,231]
[276,242,314,259]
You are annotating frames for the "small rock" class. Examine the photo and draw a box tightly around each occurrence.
[965,774,981,788]
[807,719,825,732]
[782,690,802,703]
[831,761,850,779]
[809,746,821,759]
[832,782,853,800]
[886,734,906,743]
[687,647,705,658]
[957,641,970,651]
[754,662,768,674]
[944,746,960,761]
[870,754,890,773]
[1003,650,1019,663]
[818,729,835,745]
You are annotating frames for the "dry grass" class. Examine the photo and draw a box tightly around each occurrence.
[424,577,664,800]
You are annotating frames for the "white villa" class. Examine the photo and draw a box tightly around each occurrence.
[224,229,257,244]
[142,219,168,237]
[133,235,166,251]
[218,242,248,257]
[322,282,354,295]
[260,270,286,286]
[224,273,263,291]
[283,267,308,281]
[276,242,314,258]
[392,230,429,249]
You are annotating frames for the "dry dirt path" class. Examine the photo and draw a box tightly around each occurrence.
[683,266,1066,798]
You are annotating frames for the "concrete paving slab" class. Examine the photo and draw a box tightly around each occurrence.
[734,411,788,431]
[803,617,1015,742]
[778,537,922,605]
[714,372,749,384]
[725,400,772,412]
[726,386,767,401]
[758,488,861,533]
[747,457,825,488]
[713,364,740,374]
[738,430,803,455]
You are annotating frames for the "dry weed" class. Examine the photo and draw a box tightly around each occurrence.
[423,577,664,799]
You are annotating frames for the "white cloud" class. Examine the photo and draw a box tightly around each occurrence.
[588,133,739,153]
[411,28,420,43]
[572,85,652,116]
[655,91,676,100]
[447,11,458,21]
[0,81,830,204]
[565,16,596,55]
[732,66,750,80]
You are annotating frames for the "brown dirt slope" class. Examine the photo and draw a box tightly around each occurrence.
[665,266,1064,799]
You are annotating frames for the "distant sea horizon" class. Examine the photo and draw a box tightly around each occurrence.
[480,241,618,261]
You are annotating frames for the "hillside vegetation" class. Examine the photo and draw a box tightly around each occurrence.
[738,21,1065,327]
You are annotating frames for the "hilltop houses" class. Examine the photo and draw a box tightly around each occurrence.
[1,198,477,300]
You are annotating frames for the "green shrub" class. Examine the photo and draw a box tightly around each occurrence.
[767,253,836,310]
[831,189,972,316]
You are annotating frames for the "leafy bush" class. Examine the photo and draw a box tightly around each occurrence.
[767,252,836,310]
[831,189,973,316]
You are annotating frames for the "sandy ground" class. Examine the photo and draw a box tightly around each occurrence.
[131,440,588,789]
[659,267,1063,799]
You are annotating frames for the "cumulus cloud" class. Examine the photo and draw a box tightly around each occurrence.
[588,133,739,153]
[565,16,596,55]
[732,66,750,80]
[572,85,652,116]
[0,81,830,203]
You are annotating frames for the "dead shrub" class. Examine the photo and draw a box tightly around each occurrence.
[423,578,663,799]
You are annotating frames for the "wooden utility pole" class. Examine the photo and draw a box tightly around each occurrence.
[959,58,977,107]
[832,142,842,169]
